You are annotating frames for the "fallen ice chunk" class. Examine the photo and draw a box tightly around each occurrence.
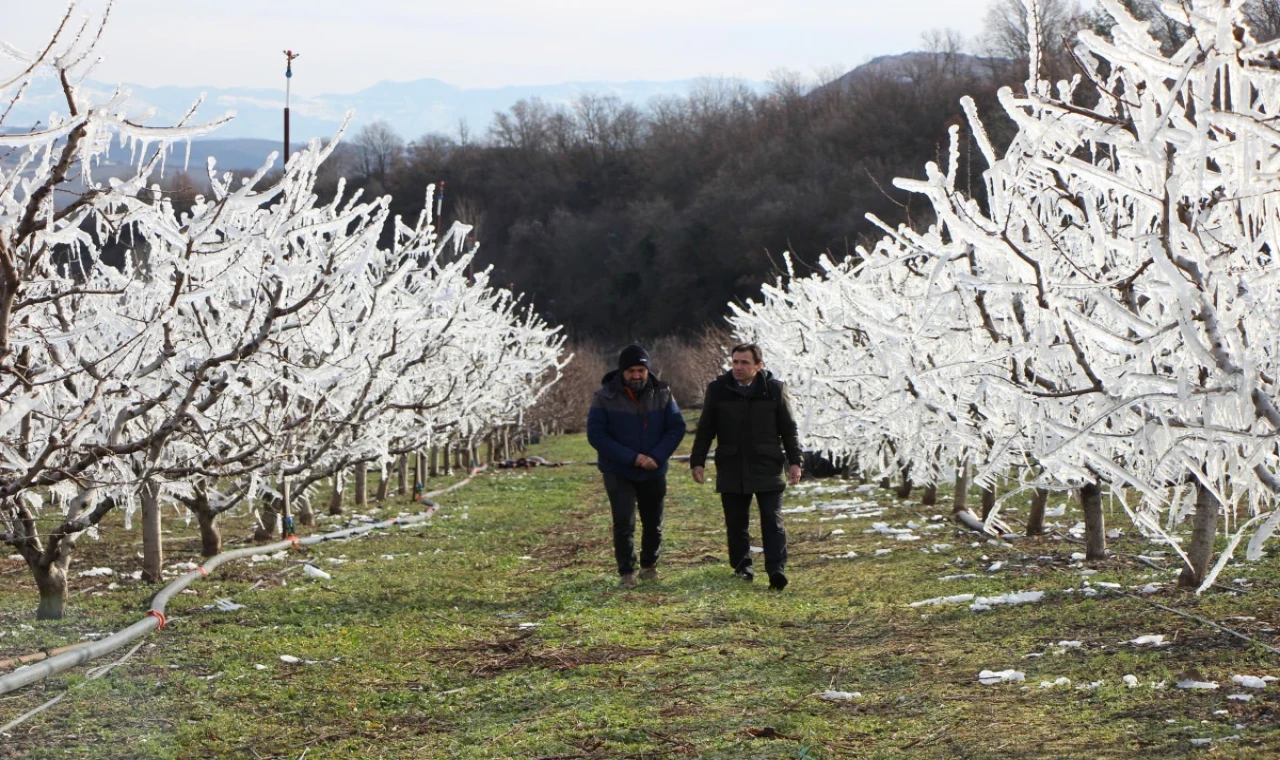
[302,564,331,580]
[874,548,892,555]
[1094,582,1121,589]
[1057,641,1083,648]
[1231,675,1268,690]
[894,533,921,542]
[254,664,268,670]
[1227,694,1253,702]
[1039,677,1071,689]
[829,529,846,536]
[214,598,245,612]
[279,655,302,664]
[1070,552,1087,561]
[821,551,858,559]
[931,544,953,552]
[1106,529,1122,539]
[909,594,975,608]
[978,669,1024,685]
[971,591,1045,608]
[78,567,113,577]
[939,574,978,581]
[1123,675,1139,688]
[1045,505,1066,518]
[1138,583,1161,594]
[819,690,861,701]
[1127,635,1167,647]
[987,561,1005,573]
[1077,680,1104,691]
[1176,679,1219,690]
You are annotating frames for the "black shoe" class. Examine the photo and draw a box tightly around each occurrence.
[734,568,755,582]
[768,572,789,591]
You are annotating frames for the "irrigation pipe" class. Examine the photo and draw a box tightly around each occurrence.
[0,468,484,697]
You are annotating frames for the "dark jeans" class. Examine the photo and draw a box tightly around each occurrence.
[721,490,787,575]
[603,473,666,575]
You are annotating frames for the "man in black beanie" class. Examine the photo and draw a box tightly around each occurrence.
[586,344,687,588]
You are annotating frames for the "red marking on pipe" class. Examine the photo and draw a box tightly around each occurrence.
[146,610,167,629]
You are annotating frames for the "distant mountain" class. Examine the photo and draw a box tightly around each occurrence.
[7,76,754,168]
[826,51,1007,90]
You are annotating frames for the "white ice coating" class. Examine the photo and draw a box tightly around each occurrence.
[729,0,1280,585]
[0,12,565,542]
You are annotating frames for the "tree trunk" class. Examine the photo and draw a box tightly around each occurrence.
[502,427,511,460]
[329,470,344,516]
[1080,481,1106,561]
[355,465,368,507]
[980,485,996,520]
[376,465,390,501]
[1179,482,1221,588]
[398,454,409,496]
[34,563,68,620]
[295,475,314,527]
[429,446,440,478]
[197,508,221,557]
[279,479,294,539]
[485,434,495,464]
[878,476,891,489]
[895,466,913,499]
[253,492,278,542]
[1026,488,1049,536]
[141,479,163,583]
[442,442,453,475]
[952,465,970,515]
[922,483,938,506]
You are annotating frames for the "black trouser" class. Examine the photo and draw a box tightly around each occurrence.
[603,473,666,575]
[721,490,787,576]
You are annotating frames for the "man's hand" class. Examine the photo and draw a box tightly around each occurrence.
[788,464,802,485]
[691,466,705,484]
[634,454,659,471]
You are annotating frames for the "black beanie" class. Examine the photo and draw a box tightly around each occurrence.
[617,344,651,371]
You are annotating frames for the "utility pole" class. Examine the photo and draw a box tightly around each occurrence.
[283,50,300,166]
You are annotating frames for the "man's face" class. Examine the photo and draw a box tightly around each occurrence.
[623,366,649,390]
[731,351,763,384]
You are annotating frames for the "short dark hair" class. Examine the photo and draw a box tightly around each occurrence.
[731,343,763,364]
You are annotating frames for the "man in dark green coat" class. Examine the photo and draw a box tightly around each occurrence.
[690,343,803,590]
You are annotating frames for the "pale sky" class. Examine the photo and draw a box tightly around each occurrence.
[8,1,996,94]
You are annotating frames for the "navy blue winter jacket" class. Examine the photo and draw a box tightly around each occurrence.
[587,371,687,481]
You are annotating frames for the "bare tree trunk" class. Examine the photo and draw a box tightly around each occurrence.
[253,492,278,542]
[980,484,996,520]
[922,483,938,506]
[141,479,163,583]
[376,464,390,501]
[280,479,294,539]
[329,470,344,516]
[485,433,495,464]
[355,465,368,507]
[895,465,913,499]
[34,563,68,621]
[442,442,453,475]
[1080,481,1106,561]
[429,446,440,478]
[1179,482,1221,588]
[878,476,891,489]
[952,465,970,515]
[295,477,314,528]
[197,509,221,557]
[1026,488,1049,536]
[502,427,511,460]
[398,455,409,496]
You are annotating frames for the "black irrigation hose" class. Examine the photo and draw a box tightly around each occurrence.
[0,469,483,698]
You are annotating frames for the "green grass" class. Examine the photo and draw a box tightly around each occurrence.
[3,425,1280,758]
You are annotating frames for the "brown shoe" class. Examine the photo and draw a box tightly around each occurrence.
[638,567,659,582]
[619,572,637,589]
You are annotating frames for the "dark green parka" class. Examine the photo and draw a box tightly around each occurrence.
[689,370,803,494]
